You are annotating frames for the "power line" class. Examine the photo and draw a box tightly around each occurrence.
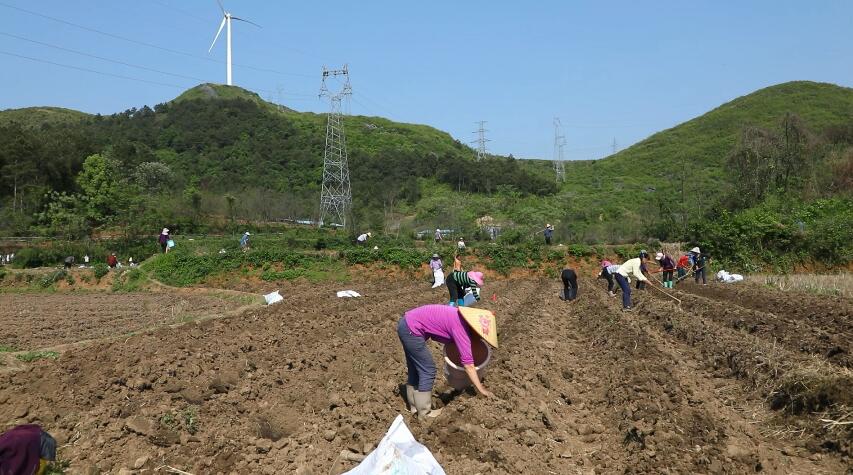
[0,1,312,79]
[0,50,189,89]
[0,31,209,83]
[0,32,315,101]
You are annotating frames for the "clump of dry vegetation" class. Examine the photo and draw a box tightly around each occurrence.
[760,273,852,298]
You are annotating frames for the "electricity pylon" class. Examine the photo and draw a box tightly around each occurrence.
[553,118,565,182]
[319,65,352,228]
[471,120,490,160]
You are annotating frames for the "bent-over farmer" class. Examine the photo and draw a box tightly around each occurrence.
[397,305,497,418]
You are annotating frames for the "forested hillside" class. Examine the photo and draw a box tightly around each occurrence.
[0,83,554,235]
[1,81,851,268]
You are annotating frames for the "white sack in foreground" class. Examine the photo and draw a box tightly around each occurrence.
[264,290,284,305]
[343,414,445,475]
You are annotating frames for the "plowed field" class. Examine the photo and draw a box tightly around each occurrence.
[0,278,850,474]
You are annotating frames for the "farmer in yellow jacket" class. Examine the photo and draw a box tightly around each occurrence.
[615,251,649,311]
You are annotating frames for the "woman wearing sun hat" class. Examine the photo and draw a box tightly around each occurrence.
[397,304,497,418]
[446,270,484,307]
[429,254,444,288]
[597,260,621,296]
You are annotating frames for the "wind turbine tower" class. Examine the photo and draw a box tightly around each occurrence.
[208,0,259,86]
[319,65,353,228]
[553,118,566,182]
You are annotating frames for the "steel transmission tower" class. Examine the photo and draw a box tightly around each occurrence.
[318,65,353,228]
[553,118,566,182]
[471,121,490,160]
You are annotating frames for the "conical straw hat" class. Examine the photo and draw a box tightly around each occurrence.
[458,307,498,348]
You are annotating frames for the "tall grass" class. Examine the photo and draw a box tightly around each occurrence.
[760,273,852,298]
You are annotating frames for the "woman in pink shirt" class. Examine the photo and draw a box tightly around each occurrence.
[397,304,495,418]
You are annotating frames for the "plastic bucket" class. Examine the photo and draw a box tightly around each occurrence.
[443,338,492,390]
[462,290,477,306]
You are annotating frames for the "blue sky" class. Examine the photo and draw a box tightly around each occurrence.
[1,1,851,159]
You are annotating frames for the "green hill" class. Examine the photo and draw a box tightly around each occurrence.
[0,106,89,128]
[0,80,850,247]
[563,81,853,197]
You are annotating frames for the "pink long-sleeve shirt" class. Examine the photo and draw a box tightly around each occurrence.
[404,304,474,365]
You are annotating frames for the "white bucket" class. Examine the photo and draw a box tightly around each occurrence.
[442,338,492,390]
[462,290,477,306]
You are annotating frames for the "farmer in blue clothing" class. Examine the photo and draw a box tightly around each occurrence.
[240,231,251,250]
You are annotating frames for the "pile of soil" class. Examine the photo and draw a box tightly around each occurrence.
[0,278,848,474]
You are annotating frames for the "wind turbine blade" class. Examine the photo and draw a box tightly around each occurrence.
[231,16,262,28]
[216,0,225,15]
[208,16,226,52]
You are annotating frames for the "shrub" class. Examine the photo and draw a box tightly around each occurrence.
[93,263,109,280]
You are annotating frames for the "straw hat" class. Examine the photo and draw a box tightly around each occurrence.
[244,232,251,235]
[459,307,498,348]
[162,228,169,234]
[432,253,439,259]
[468,271,484,286]
[690,247,700,253]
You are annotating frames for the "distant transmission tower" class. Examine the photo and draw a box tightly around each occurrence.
[611,137,618,155]
[553,118,565,182]
[318,65,352,228]
[471,120,490,160]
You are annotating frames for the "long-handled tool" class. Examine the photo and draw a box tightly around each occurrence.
[647,280,682,307]
[675,265,706,283]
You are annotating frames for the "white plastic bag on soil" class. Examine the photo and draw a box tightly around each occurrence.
[264,291,283,305]
[337,290,362,298]
[343,414,445,475]
[716,270,744,283]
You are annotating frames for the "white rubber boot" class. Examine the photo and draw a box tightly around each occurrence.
[413,390,442,419]
[405,385,417,414]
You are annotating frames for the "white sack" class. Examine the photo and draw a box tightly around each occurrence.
[337,290,362,298]
[431,269,445,288]
[264,290,283,305]
[343,414,445,475]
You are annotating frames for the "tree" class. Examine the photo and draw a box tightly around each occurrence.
[77,153,126,224]
[133,161,174,194]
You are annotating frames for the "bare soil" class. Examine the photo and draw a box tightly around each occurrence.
[0,292,237,350]
[0,277,849,474]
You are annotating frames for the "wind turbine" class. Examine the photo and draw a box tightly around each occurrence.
[208,0,260,86]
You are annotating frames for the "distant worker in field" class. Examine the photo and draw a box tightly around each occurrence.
[446,270,484,307]
[83,254,90,267]
[429,254,444,289]
[655,252,677,289]
[453,253,463,272]
[107,252,118,268]
[615,251,649,311]
[676,253,690,281]
[560,268,578,301]
[544,224,554,245]
[356,232,372,245]
[635,249,650,290]
[63,256,75,269]
[397,304,496,419]
[457,237,466,252]
[598,260,621,297]
[158,228,170,253]
[690,247,710,285]
[434,228,442,243]
[240,231,251,251]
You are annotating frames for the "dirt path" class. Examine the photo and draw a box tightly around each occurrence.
[0,278,848,474]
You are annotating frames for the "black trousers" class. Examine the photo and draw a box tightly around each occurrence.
[599,269,615,292]
[561,269,578,300]
[447,273,464,303]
